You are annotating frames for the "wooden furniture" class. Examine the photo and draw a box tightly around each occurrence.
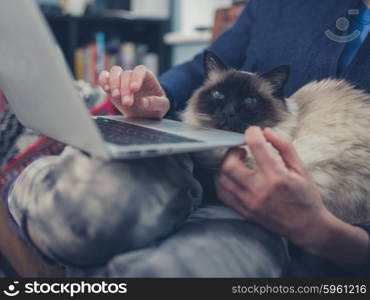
[211,0,248,41]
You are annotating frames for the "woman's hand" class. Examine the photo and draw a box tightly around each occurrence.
[98,65,170,119]
[216,127,329,249]
[216,127,370,269]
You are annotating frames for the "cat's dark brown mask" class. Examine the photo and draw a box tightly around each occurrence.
[183,51,291,133]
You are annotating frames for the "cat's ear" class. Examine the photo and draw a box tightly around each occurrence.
[203,50,229,79]
[262,65,290,98]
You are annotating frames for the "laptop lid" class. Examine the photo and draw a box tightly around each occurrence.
[0,0,109,159]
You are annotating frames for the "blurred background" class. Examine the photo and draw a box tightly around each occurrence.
[34,0,249,82]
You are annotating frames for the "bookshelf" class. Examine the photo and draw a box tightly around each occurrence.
[44,14,171,84]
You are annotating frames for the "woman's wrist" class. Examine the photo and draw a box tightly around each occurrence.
[296,210,370,270]
[289,209,336,255]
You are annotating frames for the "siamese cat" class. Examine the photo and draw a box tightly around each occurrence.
[182,51,370,225]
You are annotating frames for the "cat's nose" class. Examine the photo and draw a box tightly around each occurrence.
[223,104,236,117]
[222,112,237,120]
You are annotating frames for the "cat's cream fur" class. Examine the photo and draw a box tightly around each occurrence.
[182,78,370,225]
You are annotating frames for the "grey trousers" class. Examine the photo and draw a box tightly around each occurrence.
[8,147,290,277]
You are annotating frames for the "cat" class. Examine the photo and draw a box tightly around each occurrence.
[181,50,370,225]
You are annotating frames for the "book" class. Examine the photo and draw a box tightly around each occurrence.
[88,43,97,86]
[120,42,136,70]
[143,53,159,76]
[96,31,106,75]
[83,46,91,83]
[74,36,159,85]
[74,47,84,80]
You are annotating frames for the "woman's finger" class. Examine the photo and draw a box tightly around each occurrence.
[130,65,147,93]
[98,71,110,92]
[120,71,134,107]
[263,128,306,175]
[224,147,247,162]
[137,96,170,118]
[221,149,254,188]
[109,66,123,99]
[246,126,285,175]
[216,178,251,218]
[217,170,256,210]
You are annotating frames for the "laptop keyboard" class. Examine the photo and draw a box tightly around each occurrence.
[95,118,201,146]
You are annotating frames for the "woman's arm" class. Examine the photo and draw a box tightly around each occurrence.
[305,218,370,271]
[216,127,370,272]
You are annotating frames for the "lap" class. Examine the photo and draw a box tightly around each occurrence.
[67,205,290,278]
[9,148,343,278]
[8,147,202,267]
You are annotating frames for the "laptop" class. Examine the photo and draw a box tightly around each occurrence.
[0,0,244,160]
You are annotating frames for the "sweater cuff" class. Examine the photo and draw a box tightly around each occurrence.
[354,224,370,276]
[160,82,179,119]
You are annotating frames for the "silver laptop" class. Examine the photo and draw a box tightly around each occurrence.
[0,0,244,160]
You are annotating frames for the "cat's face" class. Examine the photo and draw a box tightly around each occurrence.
[182,51,291,133]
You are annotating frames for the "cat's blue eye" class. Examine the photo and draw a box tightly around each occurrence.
[244,97,258,105]
[211,90,225,100]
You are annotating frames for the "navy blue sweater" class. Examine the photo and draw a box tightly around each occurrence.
[160,0,370,108]
[160,0,370,269]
